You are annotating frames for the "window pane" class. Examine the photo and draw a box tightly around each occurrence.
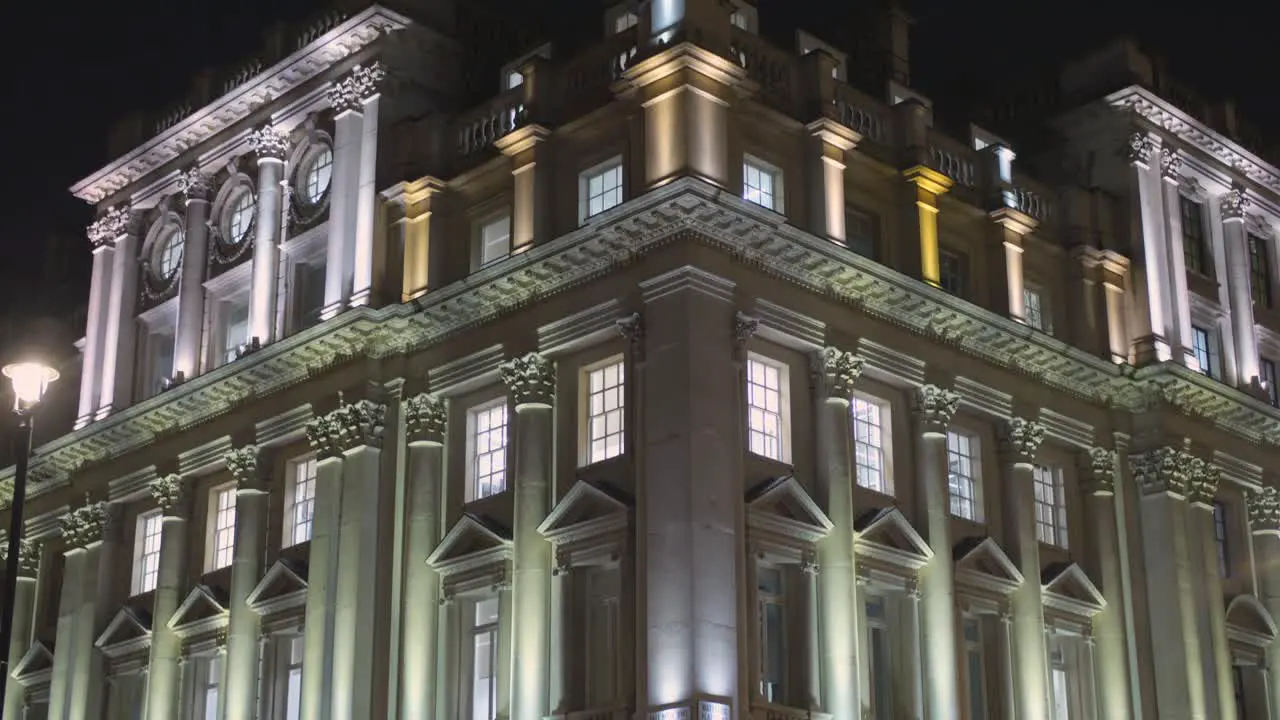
[585,360,626,464]
[1052,667,1070,720]
[746,358,786,461]
[946,431,979,520]
[1034,465,1068,548]
[211,487,237,570]
[583,162,623,220]
[287,457,317,546]
[470,402,509,499]
[480,216,512,265]
[851,397,887,493]
[743,160,779,211]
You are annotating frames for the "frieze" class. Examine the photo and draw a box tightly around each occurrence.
[812,346,864,399]
[1003,417,1046,463]
[500,353,555,406]
[405,393,446,443]
[914,384,959,429]
[1247,486,1280,533]
[305,399,387,458]
[328,62,386,114]
[248,126,290,161]
[60,502,110,548]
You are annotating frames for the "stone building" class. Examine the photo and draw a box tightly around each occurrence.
[3,1,1280,719]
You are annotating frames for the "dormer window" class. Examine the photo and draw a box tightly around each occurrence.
[298,145,333,206]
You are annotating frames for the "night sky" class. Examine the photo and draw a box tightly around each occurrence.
[2,0,1277,324]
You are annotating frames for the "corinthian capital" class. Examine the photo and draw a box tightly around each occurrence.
[86,205,136,249]
[59,501,111,548]
[913,384,959,430]
[1248,486,1280,534]
[0,539,40,578]
[178,168,213,202]
[501,353,556,406]
[405,393,447,444]
[1185,456,1220,507]
[1123,132,1154,166]
[1130,447,1189,497]
[151,473,191,518]
[1160,149,1182,180]
[1003,417,1046,463]
[306,399,387,458]
[1221,188,1250,221]
[1081,447,1117,495]
[812,346,865,399]
[226,445,267,492]
[328,62,386,114]
[248,125,290,161]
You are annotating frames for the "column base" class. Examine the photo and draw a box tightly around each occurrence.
[646,697,733,720]
[320,301,346,321]
[348,289,372,308]
[74,413,94,430]
[1131,334,1169,367]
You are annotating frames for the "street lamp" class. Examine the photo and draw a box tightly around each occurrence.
[0,359,57,710]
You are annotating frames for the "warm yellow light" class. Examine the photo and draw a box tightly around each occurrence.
[2,362,58,412]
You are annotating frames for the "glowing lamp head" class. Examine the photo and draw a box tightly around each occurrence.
[2,362,58,414]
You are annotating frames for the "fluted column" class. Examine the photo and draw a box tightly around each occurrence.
[144,474,191,720]
[247,127,288,346]
[1123,132,1173,364]
[1246,486,1280,714]
[298,408,346,720]
[223,446,270,720]
[912,384,961,720]
[323,64,383,315]
[2,541,39,720]
[1221,187,1260,389]
[400,393,446,719]
[1131,448,1205,720]
[1159,150,1196,367]
[77,222,116,427]
[92,206,140,417]
[811,346,866,719]
[173,169,212,380]
[1186,458,1236,720]
[500,353,555,720]
[806,119,859,244]
[1002,417,1049,720]
[1079,448,1132,720]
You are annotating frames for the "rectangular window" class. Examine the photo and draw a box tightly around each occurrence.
[584,359,625,465]
[851,395,890,494]
[1262,358,1279,407]
[283,636,304,720]
[132,511,163,595]
[1034,465,1069,548]
[866,596,893,720]
[222,301,250,365]
[964,618,987,720]
[208,485,237,571]
[199,655,221,720]
[743,157,783,212]
[939,249,968,298]
[467,400,509,500]
[479,215,511,267]
[1193,325,1221,380]
[1024,285,1051,334]
[946,430,981,521]
[746,356,789,462]
[1213,501,1230,577]
[292,262,326,333]
[580,158,624,223]
[1181,196,1210,275]
[471,597,500,720]
[1248,234,1272,308]
[150,333,175,397]
[284,457,317,546]
[756,567,786,703]
[1052,666,1071,720]
[846,205,879,260]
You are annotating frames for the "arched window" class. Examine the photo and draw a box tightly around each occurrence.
[225,190,255,244]
[298,146,333,205]
[155,227,185,280]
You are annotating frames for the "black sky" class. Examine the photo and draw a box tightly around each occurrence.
[2,0,1278,320]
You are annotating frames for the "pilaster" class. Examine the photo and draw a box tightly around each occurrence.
[173,168,213,381]
[1078,447,1132,720]
[2,541,39,720]
[989,208,1038,323]
[1001,417,1049,720]
[224,445,270,720]
[384,177,448,301]
[48,501,114,720]
[901,166,954,288]
[1185,457,1236,720]
[248,126,288,347]
[1123,131,1173,364]
[805,119,860,244]
[1246,485,1280,715]
[1220,186,1261,390]
[496,124,553,254]
[78,211,123,427]
[93,205,141,418]
[1159,149,1196,367]
[144,474,191,720]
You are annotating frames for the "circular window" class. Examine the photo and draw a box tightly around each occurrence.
[154,227,185,280]
[298,146,333,205]
[224,190,255,245]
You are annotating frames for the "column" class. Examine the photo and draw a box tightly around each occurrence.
[549,557,571,714]
[1130,447,1205,720]
[387,178,448,301]
[500,353,556,720]
[144,475,191,720]
[1220,187,1260,389]
[247,126,288,346]
[350,67,384,309]
[173,169,212,380]
[1159,150,1196,367]
[315,399,389,719]
[298,411,345,720]
[811,346,866,718]
[2,542,38,720]
[434,596,459,719]
[77,221,117,427]
[803,558,821,710]
[902,583,924,720]
[990,209,1038,322]
[400,393,446,719]
[1101,254,1132,363]
[1079,448,1132,720]
[1245,486,1280,715]
[637,268,742,716]
[902,166,954,287]
[1187,458,1236,720]
[495,125,552,254]
[222,447,270,720]
[93,206,139,417]
[998,610,1017,718]
[47,502,113,720]
[912,384,961,720]
[1123,132,1173,364]
[1001,418,1049,720]
[806,119,859,244]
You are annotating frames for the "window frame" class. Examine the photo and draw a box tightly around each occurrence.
[963,616,988,720]
[755,564,787,703]
[850,392,893,495]
[1192,324,1222,380]
[1213,500,1230,578]
[745,353,792,464]
[1181,194,1211,276]
[579,355,627,467]
[131,510,164,596]
[465,397,510,502]
[742,155,785,213]
[297,145,333,207]
[1023,282,1052,335]
[1262,357,1279,407]
[283,455,318,547]
[1033,464,1069,548]
[582,565,623,707]
[578,156,625,224]
[945,428,983,522]
[1248,233,1273,309]
[135,297,178,401]
[205,483,238,572]
[465,595,500,720]
[281,225,329,336]
[474,212,513,270]
[865,593,894,720]
[845,203,880,260]
[939,247,969,298]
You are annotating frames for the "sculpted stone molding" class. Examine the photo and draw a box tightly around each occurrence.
[86,205,135,248]
[1124,132,1154,166]
[178,168,214,202]
[914,384,959,430]
[405,393,446,444]
[616,313,644,359]
[226,445,267,492]
[0,539,40,578]
[328,62,386,114]
[812,346,865,399]
[1221,187,1250,221]
[1160,149,1182,180]
[1130,447,1189,498]
[1247,486,1280,534]
[500,353,555,406]
[733,312,759,346]
[1083,447,1118,495]
[151,473,191,518]
[306,399,387,458]
[1185,456,1220,507]
[60,501,111,548]
[248,125,290,161]
[1003,417,1046,463]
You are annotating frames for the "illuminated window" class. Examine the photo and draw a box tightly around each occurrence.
[743,157,783,212]
[939,248,968,298]
[299,146,333,205]
[1050,645,1074,719]
[1249,234,1272,308]
[1192,325,1221,380]
[1181,196,1210,275]
[132,511,163,595]
[746,355,789,462]
[282,636,304,720]
[584,358,625,464]
[467,399,509,500]
[1024,285,1051,334]
[946,430,981,521]
[156,227,185,280]
[579,158,624,223]
[851,395,890,494]
[147,332,175,398]
[756,567,786,703]
[208,485,237,571]
[505,70,523,90]
[225,190,255,245]
[1213,501,1230,577]
[470,597,500,720]
[1033,465,1068,548]
[284,456,317,546]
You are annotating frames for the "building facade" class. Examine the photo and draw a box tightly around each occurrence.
[4,1,1280,720]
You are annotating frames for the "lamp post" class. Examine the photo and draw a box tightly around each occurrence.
[0,360,57,711]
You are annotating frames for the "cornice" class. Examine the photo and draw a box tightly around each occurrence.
[70,6,410,204]
[8,179,1280,502]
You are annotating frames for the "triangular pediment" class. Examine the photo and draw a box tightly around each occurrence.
[1042,563,1106,617]
[246,559,309,613]
[538,480,630,543]
[745,476,833,543]
[167,585,229,632]
[12,640,54,680]
[427,513,512,575]
[1226,595,1278,645]
[954,537,1024,594]
[855,507,933,570]
[95,607,152,649]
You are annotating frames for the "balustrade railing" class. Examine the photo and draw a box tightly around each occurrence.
[454,87,527,157]
[1008,180,1053,222]
[832,83,890,145]
[927,131,978,188]
[560,28,638,110]
[729,27,801,115]
[749,702,833,720]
